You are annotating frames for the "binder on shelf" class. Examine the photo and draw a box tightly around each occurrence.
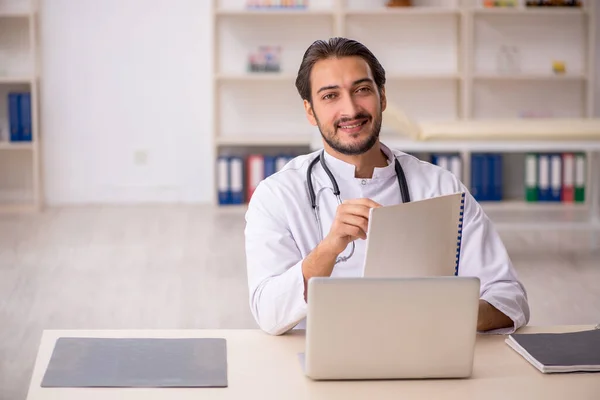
[264,156,277,179]
[525,153,538,202]
[549,154,562,202]
[449,154,462,181]
[246,155,264,202]
[20,92,32,142]
[490,154,503,201]
[7,92,32,142]
[230,156,244,205]
[275,155,290,172]
[481,154,492,201]
[561,153,574,203]
[574,153,586,203]
[538,154,551,202]
[470,153,483,201]
[8,93,20,142]
[217,156,230,205]
[436,154,449,172]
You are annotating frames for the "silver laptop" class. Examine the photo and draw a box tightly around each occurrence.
[303,276,480,380]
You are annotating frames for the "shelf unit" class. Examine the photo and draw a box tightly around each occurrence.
[0,0,40,214]
[211,0,599,235]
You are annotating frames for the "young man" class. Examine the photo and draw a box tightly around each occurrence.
[244,37,530,336]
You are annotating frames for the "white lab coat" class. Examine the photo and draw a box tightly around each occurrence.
[244,143,530,336]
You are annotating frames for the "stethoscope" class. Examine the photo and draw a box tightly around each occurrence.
[306,150,411,264]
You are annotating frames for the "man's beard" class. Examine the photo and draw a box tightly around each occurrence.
[315,108,382,156]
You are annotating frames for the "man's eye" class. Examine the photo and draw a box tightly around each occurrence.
[322,93,336,100]
[357,87,371,93]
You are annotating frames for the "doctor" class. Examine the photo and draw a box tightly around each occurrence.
[244,37,530,336]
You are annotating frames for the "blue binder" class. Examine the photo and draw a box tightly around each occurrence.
[20,93,32,142]
[491,154,503,201]
[217,156,230,205]
[9,93,21,142]
[537,154,551,202]
[264,156,277,178]
[549,153,562,202]
[470,154,483,201]
[229,156,244,205]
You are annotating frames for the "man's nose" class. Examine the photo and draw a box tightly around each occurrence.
[339,93,359,119]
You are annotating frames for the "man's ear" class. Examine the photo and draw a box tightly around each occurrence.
[380,86,387,112]
[304,99,317,126]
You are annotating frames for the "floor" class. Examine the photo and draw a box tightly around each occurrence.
[1,205,599,400]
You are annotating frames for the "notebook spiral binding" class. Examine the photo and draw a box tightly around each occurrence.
[454,192,466,276]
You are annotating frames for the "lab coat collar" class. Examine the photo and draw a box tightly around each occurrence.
[321,142,397,182]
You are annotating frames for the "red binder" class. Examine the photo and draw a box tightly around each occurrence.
[246,155,264,202]
[561,153,574,203]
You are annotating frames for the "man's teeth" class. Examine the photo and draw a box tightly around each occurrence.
[341,123,362,128]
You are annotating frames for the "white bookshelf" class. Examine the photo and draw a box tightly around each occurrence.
[211,0,599,236]
[0,0,40,213]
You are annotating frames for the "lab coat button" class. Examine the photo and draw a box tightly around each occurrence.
[361,179,367,185]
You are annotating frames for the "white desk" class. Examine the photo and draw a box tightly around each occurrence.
[26,325,600,400]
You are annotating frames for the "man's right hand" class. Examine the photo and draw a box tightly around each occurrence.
[321,198,383,256]
[302,198,382,301]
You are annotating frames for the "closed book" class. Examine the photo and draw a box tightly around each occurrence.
[574,153,585,203]
[506,328,600,374]
[524,153,538,202]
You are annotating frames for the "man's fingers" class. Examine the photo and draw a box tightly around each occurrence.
[338,222,367,240]
[342,198,382,209]
[337,214,369,237]
[338,204,373,220]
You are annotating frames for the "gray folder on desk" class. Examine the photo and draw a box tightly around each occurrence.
[41,337,228,388]
[506,329,600,374]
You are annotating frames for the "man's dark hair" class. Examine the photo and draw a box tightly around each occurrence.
[295,37,386,104]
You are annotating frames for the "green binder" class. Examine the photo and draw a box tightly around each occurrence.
[575,153,586,203]
[525,153,538,202]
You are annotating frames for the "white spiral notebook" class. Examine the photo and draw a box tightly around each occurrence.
[363,192,465,278]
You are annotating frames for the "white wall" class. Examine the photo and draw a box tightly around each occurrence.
[37,1,600,205]
[40,0,213,204]
[596,1,600,117]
